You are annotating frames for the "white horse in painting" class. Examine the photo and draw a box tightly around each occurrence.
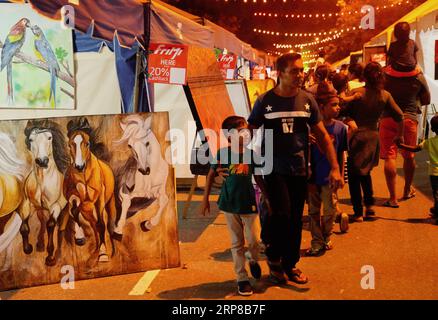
[113,115,169,239]
[20,120,72,266]
[0,132,27,272]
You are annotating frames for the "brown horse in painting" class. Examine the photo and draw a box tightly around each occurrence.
[63,117,117,263]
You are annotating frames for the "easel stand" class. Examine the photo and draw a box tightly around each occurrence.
[182,175,198,219]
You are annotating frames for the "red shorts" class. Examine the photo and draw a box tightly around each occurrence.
[379,117,417,160]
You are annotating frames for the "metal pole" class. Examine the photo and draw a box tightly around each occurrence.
[133,47,142,113]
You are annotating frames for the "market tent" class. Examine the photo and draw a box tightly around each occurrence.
[7,0,148,48]
[367,0,438,46]
[150,0,271,65]
[150,0,214,48]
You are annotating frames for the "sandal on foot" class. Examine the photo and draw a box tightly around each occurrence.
[285,268,309,284]
[383,200,399,208]
[402,189,416,200]
[305,247,324,257]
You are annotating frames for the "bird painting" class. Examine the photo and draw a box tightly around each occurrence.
[31,24,60,108]
[0,18,31,106]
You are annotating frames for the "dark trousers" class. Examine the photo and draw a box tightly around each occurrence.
[348,172,374,216]
[263,174,307,271]
[430,176,438,215]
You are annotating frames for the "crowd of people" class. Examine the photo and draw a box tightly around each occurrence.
[199,21,433,296]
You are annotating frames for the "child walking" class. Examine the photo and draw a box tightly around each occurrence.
[199,116,270,296]
[397,115,438,223]
[306,82,348,256]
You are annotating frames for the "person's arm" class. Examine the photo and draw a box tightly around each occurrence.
[247,95,265,133]
[253,175,273,215]
[338,125,348,182]
[387,43,394,66]
[199,168,216,216]
[341,91,362,103]
[396,142,422,153]
[386,92,405,144]
[414,41,419,65]
[311,121,343,191]
[417,73,431,106]
[338,151,345,182]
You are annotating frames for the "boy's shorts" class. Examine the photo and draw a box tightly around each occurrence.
[379,117,417,160]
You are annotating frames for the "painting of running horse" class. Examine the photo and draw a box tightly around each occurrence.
[0,112,179,292]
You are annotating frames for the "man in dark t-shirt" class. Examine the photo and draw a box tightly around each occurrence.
[248,53,343,285]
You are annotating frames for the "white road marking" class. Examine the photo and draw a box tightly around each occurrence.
[129,269,160,295]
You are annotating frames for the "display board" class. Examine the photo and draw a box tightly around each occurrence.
[363,45,387,66]
[225,79,251,119]
[185,46,235,156]
[0,3,75,109]
[0,48,121,120]
[0,112,179,291]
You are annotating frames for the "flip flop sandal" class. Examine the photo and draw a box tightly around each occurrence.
[402,189,416,200]
[287,268,309,284]
[383,200,399,208]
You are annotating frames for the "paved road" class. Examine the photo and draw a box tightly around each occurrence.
[1,154,437,300]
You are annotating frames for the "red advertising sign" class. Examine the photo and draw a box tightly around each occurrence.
[148,43,188,85]
[253,66,266,80]
[218,53,237,80]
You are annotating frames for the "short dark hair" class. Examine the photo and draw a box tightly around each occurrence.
[316,81,338,106]
[348,63,364,79]
[315,64,330,82]
[318,50,326,58]
[331,73,349,93]
[363,62,385,89]
[431,115,438,134]
[394,22,410,42]
[276,53,302,73]
[340,64,349,71]
[222,115,246,132]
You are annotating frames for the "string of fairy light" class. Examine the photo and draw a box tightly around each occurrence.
[221,0,413,62]
[252,1,410,19]
[253,27,360,38]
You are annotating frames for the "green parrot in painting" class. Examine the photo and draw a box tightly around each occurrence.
[0,18,31,105]
[31,25,60,108]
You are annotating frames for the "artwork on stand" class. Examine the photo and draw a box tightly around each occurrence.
[0,112,179,291]
[185,46,235,157]
[246,79,276,108]
[0,3,75,109]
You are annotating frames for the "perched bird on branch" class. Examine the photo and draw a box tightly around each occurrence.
[0,18,31,105]
[31,24,60,108]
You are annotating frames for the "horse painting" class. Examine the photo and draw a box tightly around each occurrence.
[113,115,169,239]
[0,133,27,271]
[64,117,117,263]
[20,120,70,266]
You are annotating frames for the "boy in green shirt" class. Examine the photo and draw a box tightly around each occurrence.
[199,116,271,296]
[397,115,438,222]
